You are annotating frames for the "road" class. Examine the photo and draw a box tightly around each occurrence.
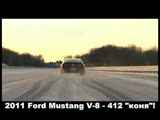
[2,67,158,101]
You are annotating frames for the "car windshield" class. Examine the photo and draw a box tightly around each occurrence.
[63,62,83,68]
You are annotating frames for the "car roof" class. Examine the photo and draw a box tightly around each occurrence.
[63,58,84,63]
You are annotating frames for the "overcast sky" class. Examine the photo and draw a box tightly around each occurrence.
[2,19,158,62]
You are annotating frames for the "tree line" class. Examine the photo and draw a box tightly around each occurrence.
[74,45,158,66]
[2,48,59,67]
[2,44,158,67]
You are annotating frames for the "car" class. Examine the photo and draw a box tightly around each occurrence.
[60,58,85,75]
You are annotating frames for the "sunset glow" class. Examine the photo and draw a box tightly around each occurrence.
[2,19,158,62]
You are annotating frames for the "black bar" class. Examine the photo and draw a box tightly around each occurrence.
[0,101,159,112]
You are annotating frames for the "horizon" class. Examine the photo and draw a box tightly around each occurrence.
[2,44,158,63]
[2,19,158,62]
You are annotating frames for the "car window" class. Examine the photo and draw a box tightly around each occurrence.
[63,62,83,68]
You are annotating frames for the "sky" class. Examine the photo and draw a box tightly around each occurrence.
[2,19,158,62]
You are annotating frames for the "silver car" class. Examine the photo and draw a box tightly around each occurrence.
[60,58,85,75]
